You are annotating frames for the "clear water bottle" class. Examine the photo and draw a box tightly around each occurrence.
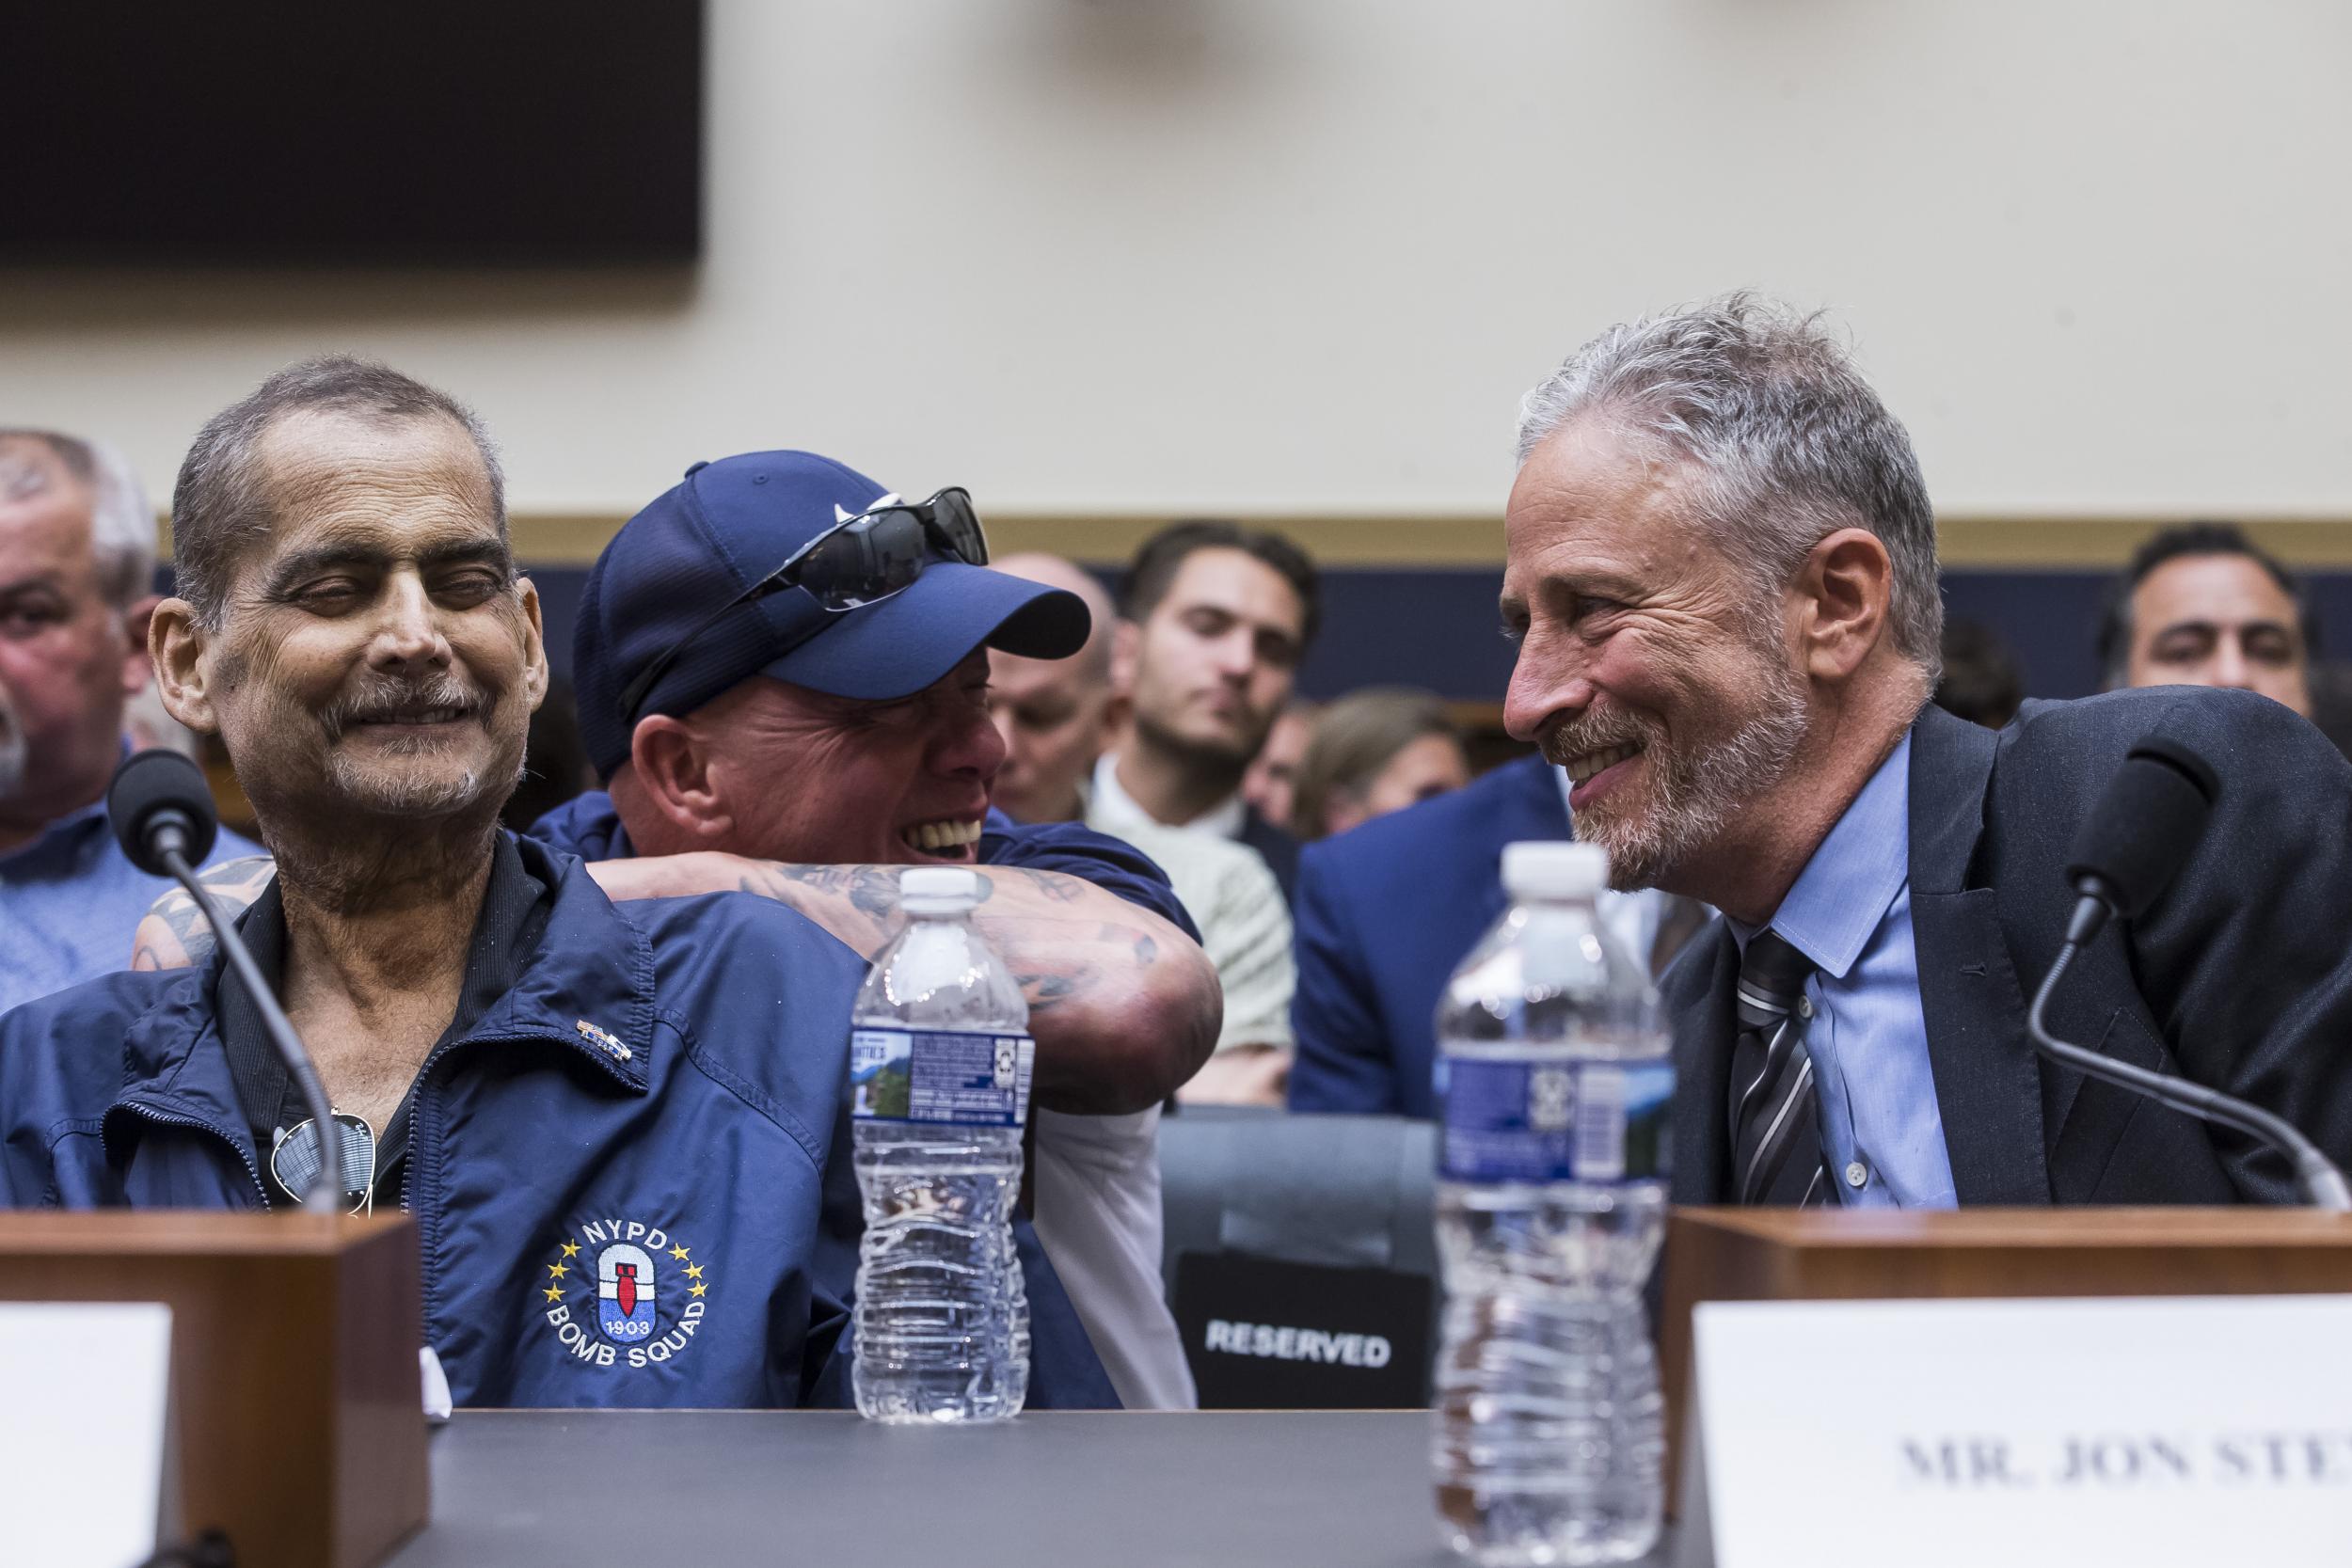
[1432,842,1674,1566]
[850,866,1035,1422]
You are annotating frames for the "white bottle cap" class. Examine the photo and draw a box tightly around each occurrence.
[1501,841,1607,900]
[898,866,981,910]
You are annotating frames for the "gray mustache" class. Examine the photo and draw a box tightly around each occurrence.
[320,675,485,739]
[1538,711,1654,767]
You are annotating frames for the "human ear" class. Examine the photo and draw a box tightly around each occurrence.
[628,716,734,843]
[149,598,217,734]
[1796,529,1894,681]
[515,577,549,713]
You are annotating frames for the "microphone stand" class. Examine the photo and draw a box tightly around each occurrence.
[2027,929,2352,1212]
[155,832,342,1217]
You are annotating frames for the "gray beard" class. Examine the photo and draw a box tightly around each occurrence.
[323,741,523,819]
[1549,658,1811,894]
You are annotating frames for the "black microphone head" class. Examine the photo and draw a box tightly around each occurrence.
[2063,735,2220,922]
[108,748,219,876]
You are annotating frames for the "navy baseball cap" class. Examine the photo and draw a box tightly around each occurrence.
[574,451,1089,778]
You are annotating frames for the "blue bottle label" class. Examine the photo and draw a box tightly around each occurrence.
[1437,1056,1675,1183]
[850,1027,1035,1128]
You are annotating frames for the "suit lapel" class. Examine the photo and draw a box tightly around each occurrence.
[1908,706,2052,1204]
[1665,925,1740,1203]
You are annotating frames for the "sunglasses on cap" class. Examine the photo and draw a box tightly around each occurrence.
[618,486,989,724]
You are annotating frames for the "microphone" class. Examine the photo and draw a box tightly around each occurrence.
[2027,736,2352,1211]
[109,751,342,1216]
[2058,735,2219,946]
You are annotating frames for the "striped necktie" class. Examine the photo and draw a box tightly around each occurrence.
[1728,929,1830,1207]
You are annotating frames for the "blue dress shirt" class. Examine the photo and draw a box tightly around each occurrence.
[0,783,263,1019]
[1728,735,1957,1209]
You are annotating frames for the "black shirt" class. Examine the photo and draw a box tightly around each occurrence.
[219,832,553,1208]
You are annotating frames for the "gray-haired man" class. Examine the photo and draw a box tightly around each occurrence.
[1504,292,2352,1210]
[0,430,259,1014]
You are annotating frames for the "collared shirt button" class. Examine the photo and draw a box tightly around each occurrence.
[1796,996,1814,1020]
[1844,1160,1869,1189]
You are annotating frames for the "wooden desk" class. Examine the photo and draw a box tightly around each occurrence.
[0,1212,427,1568]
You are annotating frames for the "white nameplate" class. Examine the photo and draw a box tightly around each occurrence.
[1681,1294,2352,1568]
[0,1302,174,1567]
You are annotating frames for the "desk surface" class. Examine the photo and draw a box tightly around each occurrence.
[389,1410,1672,1567]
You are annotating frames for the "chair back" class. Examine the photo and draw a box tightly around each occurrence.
[1157,1108,1438,1407]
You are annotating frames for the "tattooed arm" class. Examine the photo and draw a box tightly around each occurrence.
[129,856,278,972]
[590,852,1222,1115]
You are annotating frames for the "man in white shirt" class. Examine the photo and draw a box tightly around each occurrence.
[989,552,1297,1105]
[1093,521,1321,902]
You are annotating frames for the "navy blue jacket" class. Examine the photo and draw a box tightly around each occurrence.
[1287,755,1567,1118]
[0,835,1112,1407]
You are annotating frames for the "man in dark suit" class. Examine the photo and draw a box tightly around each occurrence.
[1286,752,1704,1117]
[1502,293,2352,1208]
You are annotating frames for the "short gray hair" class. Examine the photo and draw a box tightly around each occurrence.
[0,430,155,605]
[1517,292,1942,675]
[170,356,504,628]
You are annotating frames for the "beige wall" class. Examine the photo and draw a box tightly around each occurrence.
[1,0,2346,530]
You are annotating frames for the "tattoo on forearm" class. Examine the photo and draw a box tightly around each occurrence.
[847,866,905,922]
[1008,867,1082,903]
[726,861,1156,1016]
[1014,971,1081,1013]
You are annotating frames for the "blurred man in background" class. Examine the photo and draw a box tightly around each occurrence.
[1240,698,1317,838]
[986,553,1119,826]
[988,551,1298,1106]
[0,429,258,1015]
[2099,521,2315,717]
[1287,687,1471,842]
[1093,521,1319,900]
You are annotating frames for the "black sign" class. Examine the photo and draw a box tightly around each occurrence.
[1171,1251,1433,1409]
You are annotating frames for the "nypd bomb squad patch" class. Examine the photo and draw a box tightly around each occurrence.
[538,1218,710,1370]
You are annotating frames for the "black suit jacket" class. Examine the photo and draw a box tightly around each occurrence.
[1662,689,2352,1207]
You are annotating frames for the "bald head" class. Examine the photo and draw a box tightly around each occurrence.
[986,553,1116,822]
[995,552,1114,683]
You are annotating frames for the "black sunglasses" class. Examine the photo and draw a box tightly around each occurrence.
[618,487,989,723]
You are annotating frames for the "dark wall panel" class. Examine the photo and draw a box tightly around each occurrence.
[5,2,703,265]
